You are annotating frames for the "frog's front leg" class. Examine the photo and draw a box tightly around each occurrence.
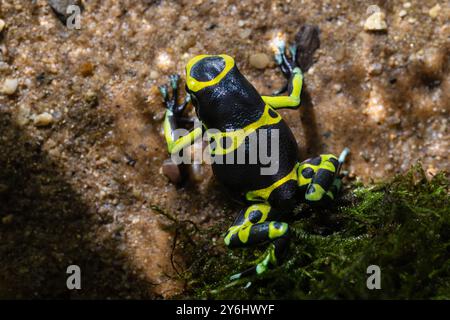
[224,203,290,280]
[159,74,202,154]
[262,41,303,109]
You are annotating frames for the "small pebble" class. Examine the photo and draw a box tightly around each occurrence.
[149,70,159,80]
[403,2,412,9]
[239,29,252,39]
[34,112,54,127]
[162,159,182,184]
[249,53,271,69]
[17,104,31,126]
[333,83,342,93]
[0,62,9,71]
[180,34,196,50]
[429,4,441,18]
[0,19,5,32]
[364,12,388,31]
[368,63,383,76]
[84,90,99,107]
[399,10,407,18]
[422,47,445,76]
[0,78,18,95]
[79,62,94,77]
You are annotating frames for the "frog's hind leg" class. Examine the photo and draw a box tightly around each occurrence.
[297,148,350,203]
[262,41,303,109]
[224,203,289,280]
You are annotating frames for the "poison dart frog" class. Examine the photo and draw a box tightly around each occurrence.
[159,40,349,280]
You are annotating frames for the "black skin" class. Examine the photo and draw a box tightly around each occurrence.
[159,44,346,279]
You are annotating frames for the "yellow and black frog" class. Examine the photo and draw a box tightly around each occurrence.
[159,40,349,280]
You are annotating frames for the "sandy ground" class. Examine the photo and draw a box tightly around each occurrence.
[0,0,448,298]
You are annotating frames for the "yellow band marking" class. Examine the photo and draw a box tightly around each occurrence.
[245,163,299,202]
[207,104,281,156]
[261,68,303,109]
[164,110,202,154]
[186,54,235,92]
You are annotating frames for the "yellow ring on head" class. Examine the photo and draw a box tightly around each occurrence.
[186,54,235,92]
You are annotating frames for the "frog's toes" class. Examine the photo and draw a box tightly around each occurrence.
[169,74,180,89]
[255,252,272,275]
[276,39,286,55]
[274,52,283,66]
[338,147,350,164]
[274,40,286,65]
[289,44,298,59]
[229,272,242,281]
[158,85,169,101]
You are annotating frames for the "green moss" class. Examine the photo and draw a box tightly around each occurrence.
[178,165,450,299]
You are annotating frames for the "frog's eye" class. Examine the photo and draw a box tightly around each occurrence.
[190,56,225,82]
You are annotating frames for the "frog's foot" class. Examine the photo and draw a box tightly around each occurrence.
[158,74,190,115]
[230,243,278,281]
[224,203,290,281]
[273,41,302,95]
[297,149,350,204]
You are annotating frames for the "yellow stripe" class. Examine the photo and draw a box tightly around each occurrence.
[207,104,281,155]
[164,110,202,154]
[186,54,235,92]
[238,226,251,243]
[261,68,303,108]
[246,163,299,201]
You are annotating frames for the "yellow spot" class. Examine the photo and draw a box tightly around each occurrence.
[268,222,288,239]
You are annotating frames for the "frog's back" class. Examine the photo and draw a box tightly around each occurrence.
[211,118,300,206]
[188,55,301,207]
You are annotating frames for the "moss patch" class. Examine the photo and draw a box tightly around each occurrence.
[175,165,449,299]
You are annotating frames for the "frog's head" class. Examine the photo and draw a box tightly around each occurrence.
[185,54,234,93]
[185,54,264,129]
